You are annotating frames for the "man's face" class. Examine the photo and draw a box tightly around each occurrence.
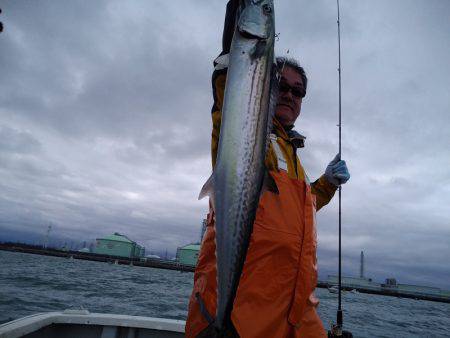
[275,66,305,127]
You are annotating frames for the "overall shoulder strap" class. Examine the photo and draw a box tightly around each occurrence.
[270,133,288,171]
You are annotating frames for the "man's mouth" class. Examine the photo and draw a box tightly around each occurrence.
[278,103,293,109]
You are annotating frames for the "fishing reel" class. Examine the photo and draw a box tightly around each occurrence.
[328,326,353,338]
[328,310,353,337]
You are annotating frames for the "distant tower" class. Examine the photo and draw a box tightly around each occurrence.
[200,219,207,243]
[43,225,52,249]
[360,251,365,278]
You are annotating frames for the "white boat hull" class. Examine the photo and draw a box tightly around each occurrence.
[0,309,185,338]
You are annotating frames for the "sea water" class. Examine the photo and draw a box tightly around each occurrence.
[1,251,449,337]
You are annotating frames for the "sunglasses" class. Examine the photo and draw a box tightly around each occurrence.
[279,82,306,98]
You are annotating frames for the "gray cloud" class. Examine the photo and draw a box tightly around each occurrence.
[0,126,42,154]
[0,0,449,288]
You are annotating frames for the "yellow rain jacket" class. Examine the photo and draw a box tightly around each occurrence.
[186,66,337,338]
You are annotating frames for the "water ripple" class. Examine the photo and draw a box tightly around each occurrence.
[1,251,449,337]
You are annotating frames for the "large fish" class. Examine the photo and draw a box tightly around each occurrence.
[199,0,277,333]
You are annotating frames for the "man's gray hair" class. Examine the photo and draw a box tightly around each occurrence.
[276,57,308,93]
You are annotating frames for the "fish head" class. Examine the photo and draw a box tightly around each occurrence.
[238,0,275,40]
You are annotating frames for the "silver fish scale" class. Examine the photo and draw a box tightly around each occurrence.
[214,48,273,330]
[211,0,275,331]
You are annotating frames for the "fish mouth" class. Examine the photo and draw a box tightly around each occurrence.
[239,29,267,40]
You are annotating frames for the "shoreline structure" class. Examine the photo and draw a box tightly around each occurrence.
[1,242,449,304]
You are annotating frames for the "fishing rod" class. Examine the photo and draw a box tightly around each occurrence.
[0,8,3,33]
[337,0,343,330]
[329,1,352,337]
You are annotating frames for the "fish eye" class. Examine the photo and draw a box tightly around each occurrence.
[262,4,272,14]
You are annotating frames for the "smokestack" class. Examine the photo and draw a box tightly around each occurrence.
[360,251,365,278]
[44,224,52,249]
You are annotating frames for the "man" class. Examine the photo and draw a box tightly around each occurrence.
[186,2,350,337]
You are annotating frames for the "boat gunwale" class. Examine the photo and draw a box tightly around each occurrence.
[0,310,186,338]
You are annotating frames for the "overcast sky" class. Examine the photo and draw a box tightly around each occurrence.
[0,0,449,288]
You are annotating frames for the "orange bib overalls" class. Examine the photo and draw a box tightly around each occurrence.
[186,136,327,337]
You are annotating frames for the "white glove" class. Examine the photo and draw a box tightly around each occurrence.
[325,154,350,186]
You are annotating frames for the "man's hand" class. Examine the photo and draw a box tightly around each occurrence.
[325,154,350,186]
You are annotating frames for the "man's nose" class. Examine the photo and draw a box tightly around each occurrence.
[281,89,294,100]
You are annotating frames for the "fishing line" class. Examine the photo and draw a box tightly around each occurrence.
[277,49,290,83]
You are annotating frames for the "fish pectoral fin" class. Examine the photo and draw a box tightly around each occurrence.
[199,173,214,200]
[262,170,279,195]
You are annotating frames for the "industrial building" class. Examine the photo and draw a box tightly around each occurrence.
[93,233,145,258]
[175,219,206,266]
[381,278,442,296]
[327,251,450,300]
[327,275,380,291]
[176,244,200,266]
[327,250,380,290]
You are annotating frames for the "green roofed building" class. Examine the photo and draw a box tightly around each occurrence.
[93,232,145,258]
[176,244,200,266]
